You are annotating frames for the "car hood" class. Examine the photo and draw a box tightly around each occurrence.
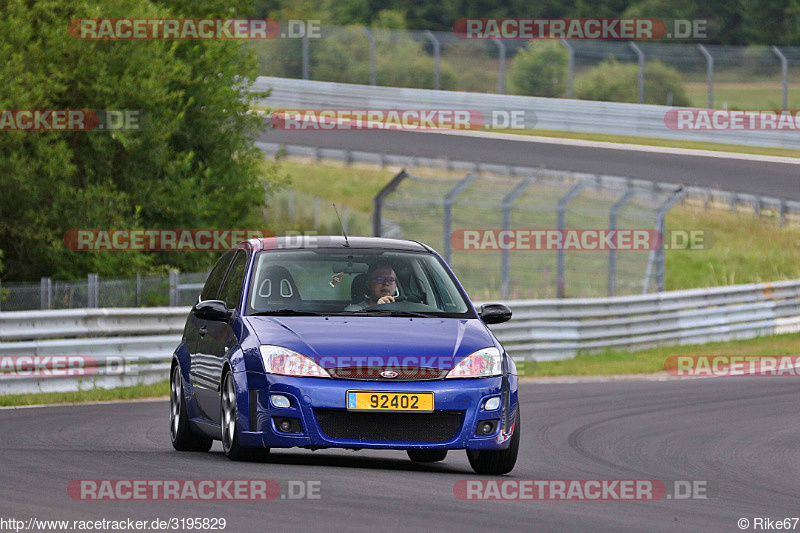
[246,316,496,370]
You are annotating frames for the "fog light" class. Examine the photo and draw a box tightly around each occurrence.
[270,394,291,408]
[484,397,501,411]
[477,419,499,435]
[273,417,302,434]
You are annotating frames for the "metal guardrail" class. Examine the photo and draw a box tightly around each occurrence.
[257,141,800,227]
[490,279,800,360]
[3,279,800,393]
[253,76,800,150]
[0,308,186,395]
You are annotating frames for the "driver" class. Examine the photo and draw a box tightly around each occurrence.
[345,262,397,311]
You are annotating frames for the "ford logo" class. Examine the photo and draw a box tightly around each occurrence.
[380,370,399,379]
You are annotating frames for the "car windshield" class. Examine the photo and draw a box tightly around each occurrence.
[246,249,474,318]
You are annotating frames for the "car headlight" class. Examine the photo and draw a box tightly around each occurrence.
[260,345,330,378]
[445,347,502,378]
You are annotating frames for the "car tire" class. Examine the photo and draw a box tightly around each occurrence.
[407,449,448,463]
[221,370,270,461]
[466,407,520,475]
[170,364,213,452]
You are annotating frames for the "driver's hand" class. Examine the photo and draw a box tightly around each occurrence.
[377,295,395,305]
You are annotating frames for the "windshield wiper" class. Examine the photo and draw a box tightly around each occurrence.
[349,309,438,318]
[249,309,327,316]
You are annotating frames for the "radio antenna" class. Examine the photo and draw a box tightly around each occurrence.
[333,203,350,247]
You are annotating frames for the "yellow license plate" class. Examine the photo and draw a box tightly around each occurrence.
[347,391,433,412]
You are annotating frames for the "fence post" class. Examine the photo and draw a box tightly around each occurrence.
[373,169,409,236]
[629,42,645,104]
[560,40,574,98]
[644,187,684,294]
[362,27,377,86]
[698,44,714,108]
[40,277,51,310]
[493,39,506,94]
[169,270,179,307]
[302,33,309,80]
[424,31,441,90]
[556,181,587,298]
[136,272,142,307]
[87,273,99,308]
[608,187,637,296]
[501,178,535,299]
[443,174,479,264]
[288,190,295,220]
[772,46,788,109]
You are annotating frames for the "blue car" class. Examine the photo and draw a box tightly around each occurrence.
[170,236,519,475]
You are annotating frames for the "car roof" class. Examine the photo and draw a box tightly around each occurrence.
[240,236,432,252]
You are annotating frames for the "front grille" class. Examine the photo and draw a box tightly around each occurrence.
[314,409,463,442]
[327,366,447,380]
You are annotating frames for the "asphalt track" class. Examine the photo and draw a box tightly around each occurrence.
[1,378,797,532]
[258,127,800,200]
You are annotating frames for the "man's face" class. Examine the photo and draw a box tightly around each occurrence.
[367,267,397,301]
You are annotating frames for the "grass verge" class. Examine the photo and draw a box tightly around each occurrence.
[522,332,800,377]
[0,380,169,408]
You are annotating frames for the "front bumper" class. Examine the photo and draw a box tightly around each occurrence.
[235,371,518,451]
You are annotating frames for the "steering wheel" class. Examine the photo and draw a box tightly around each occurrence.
[393,295,422,303]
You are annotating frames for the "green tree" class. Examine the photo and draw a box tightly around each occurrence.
[508,41,569,97]
[740,0,800,45]
[0,0,273,281]
[575,58,691,106]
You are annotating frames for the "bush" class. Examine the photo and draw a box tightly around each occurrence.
[741,46,780,77]
[373,36,457,90]
[575,58,692,106]
[508,41,568,97]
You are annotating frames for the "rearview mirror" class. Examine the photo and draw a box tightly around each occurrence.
[194,300,232,321]
[479,303,512,325]
[333,262,368,274]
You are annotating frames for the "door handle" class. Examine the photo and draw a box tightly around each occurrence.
[199,325,207,338]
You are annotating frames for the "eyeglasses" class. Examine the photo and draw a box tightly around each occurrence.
[370,276,396,284]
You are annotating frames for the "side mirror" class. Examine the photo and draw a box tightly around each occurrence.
[194,300,232,322]
[479,303,512,325]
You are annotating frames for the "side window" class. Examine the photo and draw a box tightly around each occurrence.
[218,251,247,309]
[200,251,235,301]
